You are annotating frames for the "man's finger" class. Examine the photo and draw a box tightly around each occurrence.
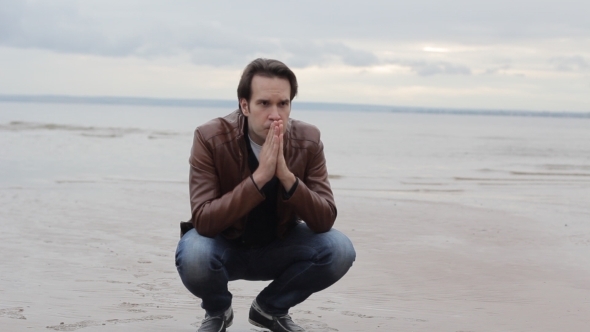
[278,124,284,155]
[265,121,275,144]
[273,132,280,153]
[278,133,285,165]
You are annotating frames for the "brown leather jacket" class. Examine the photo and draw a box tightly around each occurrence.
[188,110,337,239]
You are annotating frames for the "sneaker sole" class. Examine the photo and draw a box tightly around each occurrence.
[248,318,267,329]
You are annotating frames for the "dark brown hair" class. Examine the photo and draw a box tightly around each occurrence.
[237,58,298,109]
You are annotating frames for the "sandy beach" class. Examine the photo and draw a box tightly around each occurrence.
[1,103,589,331]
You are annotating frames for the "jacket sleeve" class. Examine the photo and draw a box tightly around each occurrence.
[189,129,265,237]
[282,140,337,233]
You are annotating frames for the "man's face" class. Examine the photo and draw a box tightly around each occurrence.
[240,75,291,146]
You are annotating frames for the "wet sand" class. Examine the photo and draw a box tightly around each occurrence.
[2,187,590,331]
[1,104,590,331]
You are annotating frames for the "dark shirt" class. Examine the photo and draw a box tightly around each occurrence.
[239,137,279,247]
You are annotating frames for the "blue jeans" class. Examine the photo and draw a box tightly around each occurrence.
[175,223,356,316]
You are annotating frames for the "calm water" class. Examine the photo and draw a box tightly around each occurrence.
[1,101,589,220]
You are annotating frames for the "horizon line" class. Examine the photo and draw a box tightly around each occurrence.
[0,94,588,119]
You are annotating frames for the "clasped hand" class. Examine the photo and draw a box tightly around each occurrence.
[252,120,296,191]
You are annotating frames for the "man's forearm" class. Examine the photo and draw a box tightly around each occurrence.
[283,178,336,233]
[190,168,265,237]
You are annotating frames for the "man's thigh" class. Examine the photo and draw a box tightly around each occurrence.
[176,225,354,283]
[176,229,245,280]
[245,223,355,281]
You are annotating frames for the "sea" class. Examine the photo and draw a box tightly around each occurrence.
[1,99,589,218]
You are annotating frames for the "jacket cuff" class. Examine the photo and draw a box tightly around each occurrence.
[250,174,266,197]
[282,177,299,200]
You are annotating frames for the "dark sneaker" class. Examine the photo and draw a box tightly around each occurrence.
[198,307,233,332]
[248,300,305,332]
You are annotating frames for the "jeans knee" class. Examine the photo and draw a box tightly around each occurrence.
[333,231,356,268]
[175,230,224,287]
[317,229,356,278]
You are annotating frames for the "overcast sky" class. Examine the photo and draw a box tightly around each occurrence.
[1,0,589,112]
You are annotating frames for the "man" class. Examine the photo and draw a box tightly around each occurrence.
[175,58,356,332]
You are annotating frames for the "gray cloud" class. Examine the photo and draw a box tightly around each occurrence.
[278,40,379,67]
[0,1,379,68]
[1,0,589,68]
[392,60,472,76]
[187,37,380,68]
[0,0,23,35]
[483,64,512,75]
[0,1,144,57]
[550,56,589,72]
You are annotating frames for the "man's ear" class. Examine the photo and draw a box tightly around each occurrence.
[240,99,249,116]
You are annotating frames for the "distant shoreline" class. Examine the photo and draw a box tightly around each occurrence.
[1,94,588,119]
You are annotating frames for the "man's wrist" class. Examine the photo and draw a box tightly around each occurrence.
[252,171,269,190]
[282,177,299,199]
[279,172,296,192]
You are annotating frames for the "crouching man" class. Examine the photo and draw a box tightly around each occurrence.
[175,58,356,332]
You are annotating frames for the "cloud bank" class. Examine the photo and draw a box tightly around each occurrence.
[1,0,589,69]
[0,0,588,111]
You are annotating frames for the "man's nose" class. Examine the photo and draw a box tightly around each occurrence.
[269,106,280,120]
